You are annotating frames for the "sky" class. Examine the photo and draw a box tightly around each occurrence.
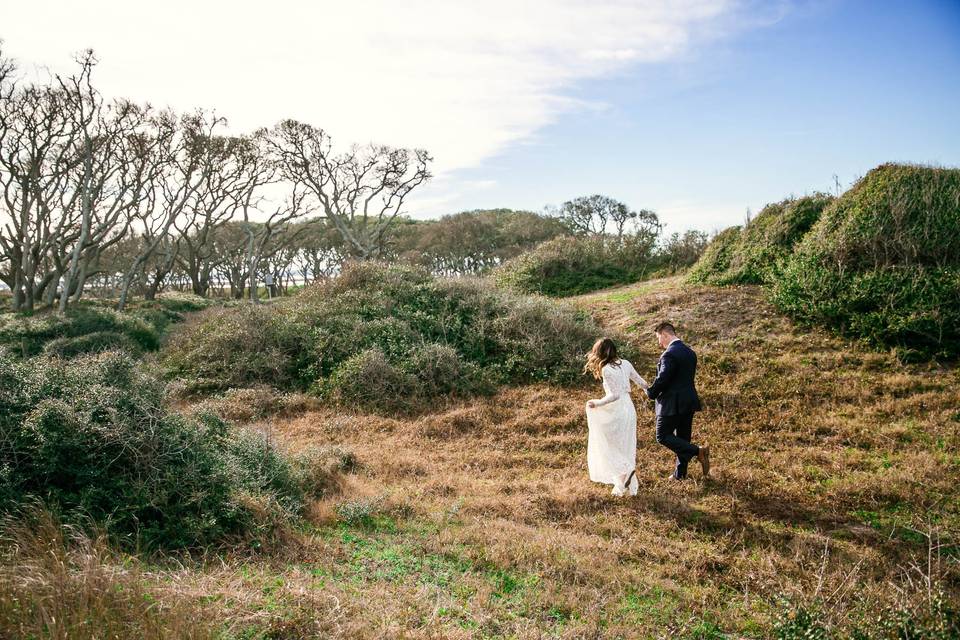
[2,0,958,233]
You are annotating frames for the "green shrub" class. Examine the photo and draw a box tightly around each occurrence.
[686,226,742,284]
[0,350,324,549]
[43,331,141,359]
[321,348,420,412]
[0,307,161,358]
[706,194,834,285]
[771,164,960,358]
[772,594,959,639]
[163,262,601,411]
[161,304,306,393]
[494,234,659,296]
[155,291,212,313]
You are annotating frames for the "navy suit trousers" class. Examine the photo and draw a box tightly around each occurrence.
[656,412,700,478]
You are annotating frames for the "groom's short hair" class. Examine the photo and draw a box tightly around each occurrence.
[654,321,676,335]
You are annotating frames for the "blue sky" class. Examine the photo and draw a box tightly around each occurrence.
[440,0,960,232]
[3,0,958,233]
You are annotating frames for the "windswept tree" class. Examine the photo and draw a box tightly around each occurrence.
[174,117,269,297]
[115,110,184,310]
[552,194,660,240]
[0,52,89,311]
[54,53,166,313]
[287,218,347,283]
[268,119,431,259]
[394,209,568,275]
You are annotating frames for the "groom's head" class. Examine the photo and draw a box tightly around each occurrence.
[654,321,677,349]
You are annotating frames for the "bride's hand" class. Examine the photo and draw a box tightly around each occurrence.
[586,400,597,409]
[638,377,649,390]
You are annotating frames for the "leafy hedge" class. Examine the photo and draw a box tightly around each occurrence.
[162,262,601,412]
[688,194,833,285]
[0,350,325,549]
[770,164,960,359]
[493,235,659,296]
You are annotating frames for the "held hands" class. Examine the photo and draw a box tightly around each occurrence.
[638,377,650,391]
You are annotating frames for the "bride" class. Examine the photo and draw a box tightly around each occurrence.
[584,337,648,497]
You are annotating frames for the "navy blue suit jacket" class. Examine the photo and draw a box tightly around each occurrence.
[645,339,702,417]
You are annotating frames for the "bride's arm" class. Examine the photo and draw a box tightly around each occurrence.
[626,361,649,390]
[588,367,621,408]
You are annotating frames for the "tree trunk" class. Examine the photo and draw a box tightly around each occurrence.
[59,141,93,314]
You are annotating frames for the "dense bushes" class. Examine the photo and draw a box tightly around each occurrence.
[0,307,161,358]
[163,262,601,411]
[494,235,659,296]
[0,350,323,549]
[770,164,960,359]
[686,164,960,359]
[688,194,833,285]
[0,292,212,360]
[773,595,958,640]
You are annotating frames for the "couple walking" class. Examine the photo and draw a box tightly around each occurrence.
[584,322,710,496]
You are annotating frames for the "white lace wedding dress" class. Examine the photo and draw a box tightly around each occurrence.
[586,359,646,495]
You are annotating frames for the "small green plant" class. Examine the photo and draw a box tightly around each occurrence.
[335,496,386,527]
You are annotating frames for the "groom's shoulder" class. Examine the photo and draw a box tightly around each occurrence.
[673,340,695,356]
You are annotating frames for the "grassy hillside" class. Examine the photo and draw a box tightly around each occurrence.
[6,277,955,638]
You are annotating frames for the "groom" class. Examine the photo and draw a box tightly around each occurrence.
[645,322,710,480]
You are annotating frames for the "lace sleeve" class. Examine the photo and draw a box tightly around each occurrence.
[626,360,649,390]
[591,366,622,407]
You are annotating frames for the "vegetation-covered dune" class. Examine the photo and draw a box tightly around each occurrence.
[685,225,742,285]
[772,164,960,359]
[689,164,960,360]
[162,262,603,411]
[688,193,834,286]
[494,234,660,296]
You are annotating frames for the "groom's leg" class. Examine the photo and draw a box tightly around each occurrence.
[656,413,699,478]
[674,413,698,478]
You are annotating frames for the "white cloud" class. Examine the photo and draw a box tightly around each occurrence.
[2,0,754,214]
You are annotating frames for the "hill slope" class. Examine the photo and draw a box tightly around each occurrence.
[5,278,957,638]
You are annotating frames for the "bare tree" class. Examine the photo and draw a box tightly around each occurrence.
[115,110,183,310]
[174,118,272,296]
[268,119,431,259]
[55,52,159,313]
[0,60,86,311]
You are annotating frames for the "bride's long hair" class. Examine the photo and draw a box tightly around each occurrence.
[584,337,620,381]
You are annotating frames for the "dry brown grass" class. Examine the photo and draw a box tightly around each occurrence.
[3,277,957,638]
[0,510,216,639]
